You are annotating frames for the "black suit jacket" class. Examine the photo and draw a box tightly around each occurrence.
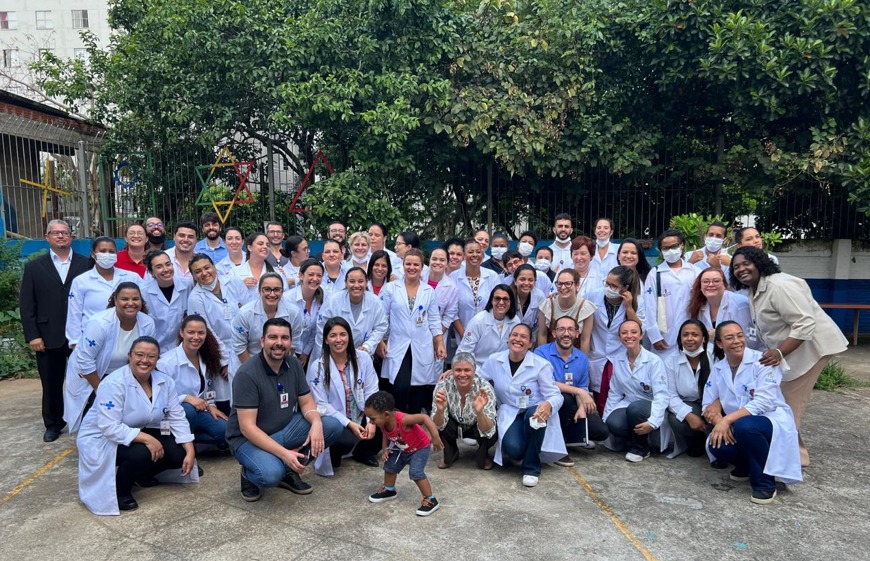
[19,251,90,349]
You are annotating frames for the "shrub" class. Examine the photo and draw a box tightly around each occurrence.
[814,361,866,392]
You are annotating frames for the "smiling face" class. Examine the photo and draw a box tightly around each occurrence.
[403,254,423,281]
[301,264,324,290]
[260,325,291,362]
[325,324,349,355]
[452,361,475,391]
[346,269,367,301]
[371,256,389,282]
[716,323,746,360]
[395,235,409,259]
[125,225,146,250]
[507,324,533,357]
[618,243,639,268]
[553,316,578,351]
[225,230,244,253]
[514,268,535,295]
[247,235,270,261]
[571,245,592,273]
[351,236,370,259]
[619,320,642,351]
[149,253,175,285]
[447,243,465,271]
[114,288,143,321]
[259,276,284,307]
[322,242,342,268]
[45,222,72,253]
[731,254,760,288]
[680,322,704,353]
[700,269,726,299]
[328,223,347,243]
[128,341,159,378]
[490,288,511,320]
[739,228,763,249]
[266,224,285,247]
[190,259,217,287]
[464,241,484,267]
[174,227,197,253]
[474,231,490,252]
[553,219,573,241]
[202,220,222,240]
[429,248,448,275]
[595,219,612,241]
[555,270,577,298]
[180,319,207,353]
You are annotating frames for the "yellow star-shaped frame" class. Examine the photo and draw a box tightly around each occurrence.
[20,159,73,218]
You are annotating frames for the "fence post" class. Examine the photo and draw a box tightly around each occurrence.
[77,140,91,237]
[486,164,493,235]
[267,138,276,222]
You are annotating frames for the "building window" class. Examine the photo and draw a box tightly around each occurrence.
[36,11,53,30]
[71,9,89,29]
[0,11,18,30]
[2,48,20,68]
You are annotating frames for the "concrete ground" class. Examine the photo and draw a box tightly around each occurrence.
[2,352,869,561]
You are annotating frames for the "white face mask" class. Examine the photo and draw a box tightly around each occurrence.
[683,346,705,358]
[596,237,610,248]
[704,237,724,253]
[662,248,683,264]
[490,246,507,260]
[604,287,622,300]
[202,277,219,291]
[518,242,534,257]
[534,259,550,271]
[94,253,117,269]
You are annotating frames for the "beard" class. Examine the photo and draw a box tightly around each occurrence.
[147,232,166,245]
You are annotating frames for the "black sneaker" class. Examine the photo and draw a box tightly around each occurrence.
[278,471,313,495]
[729,469,749,482]
[750,489,777,505]
[240,470,261,502]
[416,496,440,516]
[710,459,729,469]
[134,477,159,488]
[368,486,398,503]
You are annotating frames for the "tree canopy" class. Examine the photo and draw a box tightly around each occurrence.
[35,0,870,239]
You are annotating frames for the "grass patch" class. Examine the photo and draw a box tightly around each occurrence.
[814,361,868,392]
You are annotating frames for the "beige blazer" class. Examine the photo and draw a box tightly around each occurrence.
[749,273,848,381]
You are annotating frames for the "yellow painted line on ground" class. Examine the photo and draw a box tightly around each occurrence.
[566,466,661,561]
[0,446,75,508]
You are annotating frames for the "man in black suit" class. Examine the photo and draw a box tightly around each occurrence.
[19,219,90,442]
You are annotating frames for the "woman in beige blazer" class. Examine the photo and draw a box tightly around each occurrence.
[729,247,848,466]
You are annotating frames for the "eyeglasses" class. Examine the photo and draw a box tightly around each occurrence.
[554,327,577,334]
[701,279,723,286]
[146,221,164,229]
[328,228,346,234]
[556,281,575,288]
[47,231,70,237]
[132,352,158,361]
[492,296,511,303]
[261,287,284,294]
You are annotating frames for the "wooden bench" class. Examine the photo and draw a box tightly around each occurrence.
[820,303,870,347]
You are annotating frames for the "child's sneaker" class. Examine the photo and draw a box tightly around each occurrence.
[368,486,398,503]
[416,496,440,516]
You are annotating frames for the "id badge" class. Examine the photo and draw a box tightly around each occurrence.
[279,392,290,409]
[160,419,171,436]
[223,304,233,321]
[517,395,528,409]
[416,314,424,327]
[205,390,216,405]
[565,371,573,384]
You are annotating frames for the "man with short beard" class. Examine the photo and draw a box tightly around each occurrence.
[144,217,168,251]
[194,212,228,264]
[549,213,574,273]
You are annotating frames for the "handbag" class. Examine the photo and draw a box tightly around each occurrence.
[656,270,668,335]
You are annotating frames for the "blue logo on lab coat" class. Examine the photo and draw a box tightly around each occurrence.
[86,338,97,347]
[100,401,115,410]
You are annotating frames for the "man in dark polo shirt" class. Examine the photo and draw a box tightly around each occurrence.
[226,318,343,501]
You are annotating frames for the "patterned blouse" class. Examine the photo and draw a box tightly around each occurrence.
[431,375,498,438]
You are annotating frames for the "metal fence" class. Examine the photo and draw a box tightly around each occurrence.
[3,105,868,242]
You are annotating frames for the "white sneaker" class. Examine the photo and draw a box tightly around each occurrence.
[625,451,650,463]
[522,475,539,487]
[461,438,478,447]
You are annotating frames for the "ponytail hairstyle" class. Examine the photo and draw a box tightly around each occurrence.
[607,265,640,312]
[299,258,325,305]
[712,320,741,362]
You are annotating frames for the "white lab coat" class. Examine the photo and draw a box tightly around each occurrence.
[320,262,350,299]
[422,273,460,331]
[683,249,730,281]
[156,344,211,404]
[229,261,290,305]
[163,247,193,279]
[576,268,604,299]
[586,289,646,392]
[449,268,500,329]
[142,276,192,353]
[381,281,443,385]
[548,242,573,273]
[603,346,672,452]
[313,290,388,362]
[478,350,566,465]
[515,288,545,333]
[663,349,714,458]
[63,309,156,433]
[76,366,197,516]
[643,260,700,358]
[593,242,619,279]
[186,275,248,401]
[503,271,552,296]
[216,255,245,276]
[307,351,379,476]
[456,310,521,369]
[698,291,760,349]
[232,297,305,358]
[286,286,322,358]
[65,267,142,345]
[702,348,802,484]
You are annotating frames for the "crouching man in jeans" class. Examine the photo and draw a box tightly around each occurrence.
[226,318,343,501]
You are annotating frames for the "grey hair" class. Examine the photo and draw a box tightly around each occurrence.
[45,219,71,235]
[452,352,476,370]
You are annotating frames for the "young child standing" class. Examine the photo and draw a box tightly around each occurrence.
[364,391,444,516]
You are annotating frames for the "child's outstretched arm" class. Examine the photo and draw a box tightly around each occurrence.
[403,413,444,451]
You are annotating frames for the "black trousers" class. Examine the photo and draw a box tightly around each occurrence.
[391,349,434,414]
[115,428,187,497]
[440,417,497,468]
[36,346,71,430]
[329,420,383,467]
[558,392,610,444]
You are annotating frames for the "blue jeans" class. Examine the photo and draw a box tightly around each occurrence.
[235,412,344,487]
[182,402,228,447]
[709,415,776,493]
[605,400,654,454]
[501,409,547,476]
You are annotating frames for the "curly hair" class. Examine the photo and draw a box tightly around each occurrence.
[365,390,395,413]
[729,246,780,291]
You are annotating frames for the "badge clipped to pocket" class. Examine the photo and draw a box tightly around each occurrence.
[205,390,216,406]
[565,371,573,384]
[160,419,171,436]
[279,392,290,409]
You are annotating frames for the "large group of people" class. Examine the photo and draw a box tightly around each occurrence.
[17,212,848,517]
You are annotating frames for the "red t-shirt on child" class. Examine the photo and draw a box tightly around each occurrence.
[382,411,430,453]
